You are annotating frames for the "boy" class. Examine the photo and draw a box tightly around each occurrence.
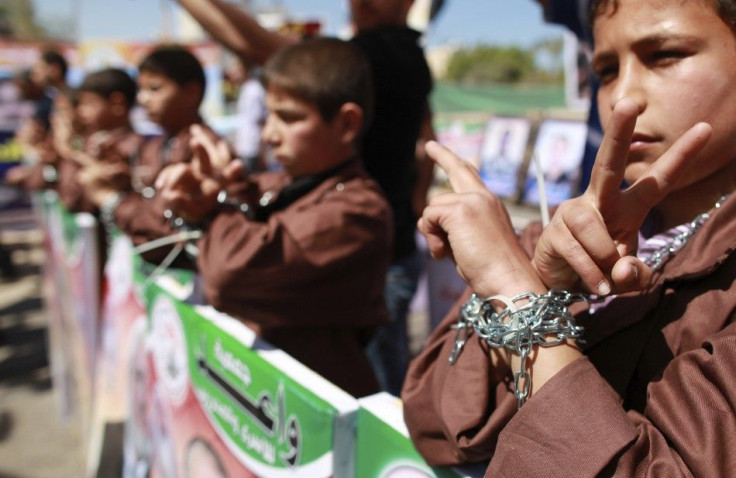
[403,0,736,475]
[81,46,221,265]
[175,0,434,396]
[156,38,392,397]
[56,67,141,214]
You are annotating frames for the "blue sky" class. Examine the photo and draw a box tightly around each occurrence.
[32,0,566,48]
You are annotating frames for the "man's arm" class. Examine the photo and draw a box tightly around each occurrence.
[176,0,297,64]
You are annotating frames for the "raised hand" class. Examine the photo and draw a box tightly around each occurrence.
[532,98,712,295]
[418,141,545,298]
[77,162,131,206]
[155,125,242,224]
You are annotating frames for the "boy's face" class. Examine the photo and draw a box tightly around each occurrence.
[137,70,187,132]
[593,0,736,192]
[77,91,116,131]
[262,87,350,178]
[350,0,412,31]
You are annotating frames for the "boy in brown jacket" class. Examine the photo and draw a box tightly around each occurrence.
[157,38,392,397]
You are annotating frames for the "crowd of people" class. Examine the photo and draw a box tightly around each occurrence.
[3,0,736,475]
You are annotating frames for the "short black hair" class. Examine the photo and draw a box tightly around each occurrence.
[78,68,137,109]
[41,49,68,78]
[262,37,374,133]
[138,45,206,103]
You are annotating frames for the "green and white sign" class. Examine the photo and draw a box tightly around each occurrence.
[356,393,486,478]
[145,278,359,477]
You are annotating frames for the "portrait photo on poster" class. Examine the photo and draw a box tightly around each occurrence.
[523,118,587,206]
[478,116,531,199]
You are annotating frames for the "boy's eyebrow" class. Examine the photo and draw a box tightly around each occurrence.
[592,33,703,67]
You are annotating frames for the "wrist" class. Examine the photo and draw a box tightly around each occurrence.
[509,340,582,398]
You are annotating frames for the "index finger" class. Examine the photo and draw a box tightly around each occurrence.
[189,125,217,177]
[426,140,487,194]
[626,122,712,211]
[588,98,639,201]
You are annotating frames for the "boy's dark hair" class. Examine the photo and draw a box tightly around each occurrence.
[262,37,375,133]
[591,0,736,30]
[78,68,137,109]
[138,45,206,103]
[41,49,68,78]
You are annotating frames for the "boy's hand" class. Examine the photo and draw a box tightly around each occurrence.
[418,141,546,298]
[78,163,131,206]
[156,126,243,225]
[532,98,712,295]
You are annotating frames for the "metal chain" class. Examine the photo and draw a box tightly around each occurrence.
[450,290,590,408]
[644,194,728,271]
[448,195,730,407]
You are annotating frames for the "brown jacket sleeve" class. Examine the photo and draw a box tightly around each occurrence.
[197,175,392,329]
[113,192,181,264]
[401,220,544,466]
[402,287,516,466]
[488,323,736,477]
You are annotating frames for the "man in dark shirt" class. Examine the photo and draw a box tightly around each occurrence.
[175,0,434,395]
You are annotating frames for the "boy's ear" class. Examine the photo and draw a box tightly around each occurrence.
[335,102,364,146]
[183,81,204,109]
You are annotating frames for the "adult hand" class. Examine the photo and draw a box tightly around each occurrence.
[418,141,546,298]
[532,98,712,295]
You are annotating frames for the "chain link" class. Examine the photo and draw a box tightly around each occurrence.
[644,194,728,271]
[449,290,591,408]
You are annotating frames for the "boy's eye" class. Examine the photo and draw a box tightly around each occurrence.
[649,50,686,65]
[277,112,302,123]
[593,64,618,84]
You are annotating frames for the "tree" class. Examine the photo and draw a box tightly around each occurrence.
[0,0,48,40]
[444,42,563,85]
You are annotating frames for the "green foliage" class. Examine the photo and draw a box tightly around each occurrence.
[0,0,48,40]
[445,41,563,85]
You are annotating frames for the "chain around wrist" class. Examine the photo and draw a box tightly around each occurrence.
[450,290,589,408]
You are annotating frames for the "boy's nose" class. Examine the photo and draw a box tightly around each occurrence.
[609,62,646,113]
[261,116,279,145]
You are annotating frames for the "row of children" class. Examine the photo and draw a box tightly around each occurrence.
[7,39,397,399]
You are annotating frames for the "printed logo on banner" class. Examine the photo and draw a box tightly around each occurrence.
[150,296,190,406]
[144,283,342,477]
[195,341,303,468]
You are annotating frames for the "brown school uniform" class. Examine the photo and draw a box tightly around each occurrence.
[112,123,220,265]
[56,126,142,214]
[198,159,393,397]
[402,194,736,476]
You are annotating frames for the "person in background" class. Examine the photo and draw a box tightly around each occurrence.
[402,0,736,474]
[174,0,434,396]
[80,46,222,267]
[155,38,392,397]
[229,58,267,172]
[57,68,141,215]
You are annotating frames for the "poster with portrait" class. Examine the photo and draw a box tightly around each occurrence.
[478,116,531,198]
[434,117,487,183]
[523,119,588,206]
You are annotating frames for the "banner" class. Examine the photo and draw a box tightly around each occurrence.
[355,393,486,477]
[38,191,100,446]
[38,196,479,477]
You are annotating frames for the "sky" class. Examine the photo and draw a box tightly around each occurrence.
[31,0,566,48]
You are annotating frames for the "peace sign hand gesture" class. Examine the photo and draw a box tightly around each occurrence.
[532,98,712,295]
